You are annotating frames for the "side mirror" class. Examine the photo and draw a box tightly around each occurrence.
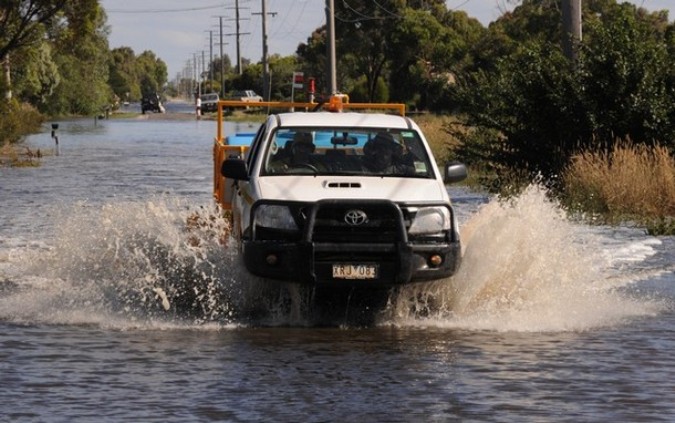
[444,162,468,184]
[221,158,249,181]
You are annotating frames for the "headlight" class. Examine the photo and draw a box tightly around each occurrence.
[255,205,298,230]
[408,206,451,235]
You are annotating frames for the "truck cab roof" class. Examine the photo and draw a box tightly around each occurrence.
[271,112,414,131]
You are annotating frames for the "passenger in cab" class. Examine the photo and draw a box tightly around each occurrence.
[362,132,414,175]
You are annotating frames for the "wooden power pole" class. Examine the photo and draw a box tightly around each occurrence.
[562,0,582,62]
[326,0,337,95]
[255,0,275,101]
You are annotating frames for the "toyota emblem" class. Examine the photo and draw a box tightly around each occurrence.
[344,209,368,226]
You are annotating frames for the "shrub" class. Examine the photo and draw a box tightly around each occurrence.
[450,2,675,191]
[414,113,459,162]
[562,142,675,231]
[0,99,45,144]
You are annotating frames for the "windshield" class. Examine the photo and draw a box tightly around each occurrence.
[261,127,435,178]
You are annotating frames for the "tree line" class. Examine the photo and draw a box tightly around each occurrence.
[448,0,675,191]
[1,1,167,114]
[2,0,674,190]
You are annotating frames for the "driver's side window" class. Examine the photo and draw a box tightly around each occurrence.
[266,136,293,173]
[246,123,267,174]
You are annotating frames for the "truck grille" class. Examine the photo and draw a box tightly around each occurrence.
[305,201,407,244]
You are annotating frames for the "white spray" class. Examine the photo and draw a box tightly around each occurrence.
[388,185,665,331]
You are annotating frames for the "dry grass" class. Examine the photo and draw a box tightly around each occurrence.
[0,142,43,167]
[413,113,488,189]
[413,113,462,161]
[562,142,675,228]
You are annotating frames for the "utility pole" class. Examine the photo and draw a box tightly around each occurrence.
[193,54,199,97]
[224,0,249,75]
[262,0,269,101]
[254,0,276,101]
[201,50,206,93]
[219,16,225,96]
[235,0,243,75]
[206,30,214,89]
[562,0,582,62]
[213,15,232,96]
[326,0,337,95]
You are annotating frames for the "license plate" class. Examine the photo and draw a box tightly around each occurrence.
[332,264,378,280]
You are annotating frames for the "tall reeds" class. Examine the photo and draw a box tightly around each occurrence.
[562,142,675,233]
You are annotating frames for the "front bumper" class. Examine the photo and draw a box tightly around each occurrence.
[243,240,461,287]
[241,199,462,287]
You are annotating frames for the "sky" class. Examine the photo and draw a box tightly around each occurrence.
[100,0,675,81]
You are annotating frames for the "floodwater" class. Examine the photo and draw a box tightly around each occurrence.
[1,103,674,422]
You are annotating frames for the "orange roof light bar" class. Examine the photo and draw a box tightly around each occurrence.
[215,96,406,143]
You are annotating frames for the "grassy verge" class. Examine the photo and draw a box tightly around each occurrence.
[0,142,45,167]
[419,114,675,235]
[414,113,485,189]
[0,100,46,167]
[562,142,675,235]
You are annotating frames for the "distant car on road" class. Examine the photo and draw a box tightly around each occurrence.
[226,90,263,103]
[200,93,220,113]
[141,94,165,114]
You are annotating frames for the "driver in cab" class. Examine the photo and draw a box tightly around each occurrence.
[267,132,321,173]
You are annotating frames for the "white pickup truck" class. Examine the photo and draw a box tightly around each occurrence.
[226,90,263,103]
[214,99,467,288]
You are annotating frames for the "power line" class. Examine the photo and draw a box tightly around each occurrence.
[373,0,403,18]
[448,0,473,12]
[106,4,226,14]
[335,0,396,23]
[269,1,311,40]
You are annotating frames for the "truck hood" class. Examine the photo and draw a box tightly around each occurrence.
[257,176,449,204]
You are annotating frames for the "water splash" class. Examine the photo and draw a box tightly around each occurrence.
[2,198,231,327]
[387,185,667,331]
[0,187,668,331]
[0,196,338,328]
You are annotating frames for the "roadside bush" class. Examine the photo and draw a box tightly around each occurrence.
[414,113,459,162]
[348,76,389,104]
[0,99,45,144]
[449,2,675,193]
[562,142,675,231]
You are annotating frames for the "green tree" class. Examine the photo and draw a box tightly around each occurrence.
[136,50,167,98]
[10,42,60,106]
[387,8,483,109]
[229,63,263,95]
[0,0,67,100]
[296,28,329,94]
[269,54,298,100]
[297,1,483,108]
[208,55,232,95]
[451,0,675,189]
[333,1,392,102]
[578,3,675,145]
[42,0,112,115]
[109,47,139,102]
